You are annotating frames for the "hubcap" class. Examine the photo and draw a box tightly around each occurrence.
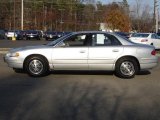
[29,59,43,75]
[120,61,135,76]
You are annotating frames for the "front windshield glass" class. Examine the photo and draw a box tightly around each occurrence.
[47,32,73,46]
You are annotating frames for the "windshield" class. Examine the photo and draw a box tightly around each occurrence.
[47,32,73,46]
[133,33,149,38]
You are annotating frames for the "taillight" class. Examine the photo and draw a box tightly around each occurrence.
[141,39,148,42]
[151,50,156,56]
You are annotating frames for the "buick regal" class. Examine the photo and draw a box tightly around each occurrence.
[4,31,158,78]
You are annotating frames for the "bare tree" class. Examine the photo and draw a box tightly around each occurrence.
[130,0,153,32]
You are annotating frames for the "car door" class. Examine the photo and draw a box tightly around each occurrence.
[88,33,123,70]
[51,33,90,70]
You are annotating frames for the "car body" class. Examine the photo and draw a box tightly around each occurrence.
[4,31,158,78]
[44,31,58,40]
[25,30,41,40]
[129,33,160,49]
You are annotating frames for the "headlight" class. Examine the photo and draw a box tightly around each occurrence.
[7,52,20,57]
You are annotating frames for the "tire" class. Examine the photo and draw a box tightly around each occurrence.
[115,57,138,79]
[25,56,49,77]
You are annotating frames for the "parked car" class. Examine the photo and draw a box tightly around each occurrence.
[129,33,136,38]
[6,30,23,40]
[4,31,158,79]
[20,30,27,40]
[25,30,41,40]
[57,32,64,38]
[0,29,6,39]
[129,33,160,50]
[37,30,44,38]
[157,33,160,38]
[56,31,72,38]
[44,31,58,40]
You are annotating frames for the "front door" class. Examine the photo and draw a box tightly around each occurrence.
[51,33,90,70]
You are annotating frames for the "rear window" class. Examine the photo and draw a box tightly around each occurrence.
[133,33,149,38]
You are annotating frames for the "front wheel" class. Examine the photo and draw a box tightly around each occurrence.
[25,56,49,77]
[115,58,138,79]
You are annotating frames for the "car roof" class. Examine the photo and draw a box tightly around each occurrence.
[72,31,109,34]
[71,31,126,37]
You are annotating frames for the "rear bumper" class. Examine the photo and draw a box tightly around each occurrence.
[140,62,158,70]
[140,57,158,70]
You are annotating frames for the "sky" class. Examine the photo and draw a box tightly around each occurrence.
[99,0,157,9]
[100,0,154,5]
[99,0,154,6]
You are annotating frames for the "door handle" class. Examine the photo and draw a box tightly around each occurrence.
[80,50,86,53]
[112,49,119,52]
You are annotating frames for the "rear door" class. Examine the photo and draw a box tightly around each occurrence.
[151,33,160,49]
[88,33,123,70]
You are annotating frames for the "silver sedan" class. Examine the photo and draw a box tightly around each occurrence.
[4,31,158,78]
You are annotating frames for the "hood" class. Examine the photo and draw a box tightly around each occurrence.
[9,45,51,53]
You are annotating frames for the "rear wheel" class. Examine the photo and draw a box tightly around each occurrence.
[115,58,138,79]
[25,56,49,77]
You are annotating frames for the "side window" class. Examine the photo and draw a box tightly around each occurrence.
[62,34,90,47]
[93,34,121,46]
[93,34,109,46]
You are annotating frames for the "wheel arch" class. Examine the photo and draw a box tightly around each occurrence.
[23,54,49,70]
[115,55,140,71]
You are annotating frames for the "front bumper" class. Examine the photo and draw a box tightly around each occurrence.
[4,55,23,69]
